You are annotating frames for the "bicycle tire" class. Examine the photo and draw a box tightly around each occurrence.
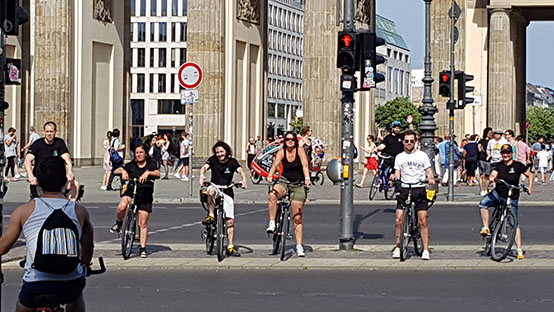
[216,208,226,262]
[369,173,379,200]
[412,216,424,256]
[384,181,394,200]
[316,171,324,185]
[271,206,283,255]
[121,206,136,260]
[484,208,501,256]
[490,209,517,262]
[280,209,290,261]
[399,209,410,261]
[205,224,215,255]
[251,173,262,184]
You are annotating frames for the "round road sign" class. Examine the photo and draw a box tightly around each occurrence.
[178,62,203,89]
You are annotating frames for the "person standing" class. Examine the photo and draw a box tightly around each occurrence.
[356,135,378,187]
[160,133,172,179]
[246,137,257,171]
[21,126,41,153]
[106,128,125,191]
[487,129,508,167]
[4,127,20,181]
[175,132,191,181]
[255,135,263,154]
[463,135,479,186]
[531,137,545,182]
[478,127,493,196]
[515,135,530,168]
[299,126,313,168]
[101,131,113,190]
[537,144,550,185]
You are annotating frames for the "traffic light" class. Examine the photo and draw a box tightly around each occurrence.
[456,71,474,109]
[438,71,452,97]
[337,31,358,70]
[0,101,9,110]
[358,31,386,90]
[0,0,29,36]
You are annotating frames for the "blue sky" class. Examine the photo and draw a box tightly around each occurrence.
[376,1,554,89]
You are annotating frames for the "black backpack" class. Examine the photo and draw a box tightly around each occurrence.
[33,199,81,274]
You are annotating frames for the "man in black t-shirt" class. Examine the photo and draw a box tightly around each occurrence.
[24,121,81,201]
[199,141,247,257]
[478,144,534,260]
[110,143,160,258]
[376,121,405,177]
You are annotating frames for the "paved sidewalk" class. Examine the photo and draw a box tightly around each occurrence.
[2,165,553,205]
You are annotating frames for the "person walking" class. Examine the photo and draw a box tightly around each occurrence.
[4,127,20,181]
[537,144,550,185]
[463,135,479,186]
[160,133,172,179]
[478,127,493,196]
[175,132,191,181]
[356,135,378,187]
[106,128,125,191]
[246,137,257,171]
[101,131,113,190]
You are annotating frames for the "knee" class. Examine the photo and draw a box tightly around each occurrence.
[418,216,428,228]
[268,191,278,202]
[138,219,148,228]
[293,213,303,225]
[395,216,403,227]
[226,218,235,227]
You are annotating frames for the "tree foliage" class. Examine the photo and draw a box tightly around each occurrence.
[375,97,422,132]
[527,106,554,142]
[289,117,303,133]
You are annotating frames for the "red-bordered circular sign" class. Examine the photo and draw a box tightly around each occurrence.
[178,62,203,89]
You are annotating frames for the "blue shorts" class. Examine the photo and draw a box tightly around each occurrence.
[18,276,86,309]
[478,189,519,217]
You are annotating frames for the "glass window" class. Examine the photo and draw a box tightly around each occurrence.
[183,0,187,16]
[140,0,146,16]
[137,48,145,67]
[394,69,399,94]
[277,104,285,118]
[130,0,135,16]
[150,48,155,67]
[171,74,176,93]
[158,74,166,93]
[158,99,184,114]
[268,103,276,117]
[180,48,186,64]
[150,22,155,41]
[159,22,167,42]
[161,0,167,16]
[149,74,154,93]
[400,70,404,95]
[172,0,178,16]
[180,23,186,41]
[171,22,176,42]
[136,74,145,93]
[138,22,146,41]
[131,99,145,137]
[151,0,157,16]
[159,48,167,67]
[171,48,176,67]
[129,23,134,41]
[387,67,392,92]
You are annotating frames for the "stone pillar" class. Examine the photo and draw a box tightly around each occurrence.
[512,11,528,136]
[188,0,225,157]
[487,8,515,130]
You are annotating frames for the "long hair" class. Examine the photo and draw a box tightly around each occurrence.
[212,141,233,157]
[282,131,299,148]
[482,127,492,139]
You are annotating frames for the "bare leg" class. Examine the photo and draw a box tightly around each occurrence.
[357,167,369,186]
[226,218,235,246]
[480,208,489,228]
[514,227,522,250]
[418,210,429,250]
[291,200,305,245]
[138,210,150,248]
[267,184,285,221]
[395,209,404,247]
[116,196,132,221]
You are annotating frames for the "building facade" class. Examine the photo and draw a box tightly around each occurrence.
[266,0,304,138]
[129,0,188,139]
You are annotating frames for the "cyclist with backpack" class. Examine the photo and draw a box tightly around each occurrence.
[0,157,94,312]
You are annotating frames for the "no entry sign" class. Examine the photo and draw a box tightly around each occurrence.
[178,62,203,89]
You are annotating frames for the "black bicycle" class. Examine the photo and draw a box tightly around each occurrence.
[484,179,528,262]
[397,181,428,261]
[369,154,395,200]
[120,178,153,260]
[200,182,243,262]
[270,180,307,261]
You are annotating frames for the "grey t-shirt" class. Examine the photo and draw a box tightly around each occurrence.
[4,134,17,157]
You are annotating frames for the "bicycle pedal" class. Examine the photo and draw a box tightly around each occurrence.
[286,234,293,240]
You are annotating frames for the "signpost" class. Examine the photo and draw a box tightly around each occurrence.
[178,62,203,198]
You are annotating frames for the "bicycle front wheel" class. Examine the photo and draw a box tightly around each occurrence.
[399,210,410,261]
[216,209,226,262]
[121,206,137,260]
[316,171,324,185]
[271,207,283,255]
[280,209,290,261]
[412,216,424,256]
[205,224,215,255]
[369,173,379,200]
[490,209,518,262]
[251,173,262,184]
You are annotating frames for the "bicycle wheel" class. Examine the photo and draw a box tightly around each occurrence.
[384,181,394,200]
[399,209,410,261]
[280,209,290,261]
[121,206,136,260]
[490,209,517,262]
[216,208,226,262]
[271,207,283,255]
[204,224,215,255]
[251,172,262,184]
[369,173,379,200]
[412,216,424,256]
[485,208,501,256]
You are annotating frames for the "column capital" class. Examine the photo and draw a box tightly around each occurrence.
[487,6,511,15]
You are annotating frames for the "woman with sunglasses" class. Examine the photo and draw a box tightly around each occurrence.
[266,131,312,257]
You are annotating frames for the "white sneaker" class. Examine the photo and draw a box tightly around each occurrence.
[100,185,107,191]
[422,250,430,260]
[20,172,26,177]
[296,245,305,257]
[174,173,181,179]
[392,247,400,259]
[265,223,276,234]
[480,190,488,196]
[535,177,538,182]
[181,176,189,181]
[15,174,21,179]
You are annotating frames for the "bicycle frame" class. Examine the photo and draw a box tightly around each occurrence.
[398,181,426,261]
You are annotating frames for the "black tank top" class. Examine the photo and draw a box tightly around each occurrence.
[282,148,303,182]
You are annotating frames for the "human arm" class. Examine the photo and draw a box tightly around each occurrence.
[376,143,386,152]
[298,147,312,187]
[4,134,14,147]
[77,204,94,266]
[140,164,160,183]
[114,167,129,180]
[61,152,75,182]
[523,169,534,195]
[426,167,436,185]
[407,115,414,130]
[236,167,248,189]
[266,150,284,183]
[0,202,29,255]
[24,153,37,185]
[488,170,498,184]
[199,163,210,185]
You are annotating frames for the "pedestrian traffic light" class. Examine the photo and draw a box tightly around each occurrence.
[439,71,452,97]
[456,71,474,109]
[358,31,386,90]
[337,31,358,71]
[0,0,29,36]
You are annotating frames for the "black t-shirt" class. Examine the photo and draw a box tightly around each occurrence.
[29,137,70,175]
[206,155,241,198]
[478,139,489,161]
[464,142,479,161]
[494,161,528,199]
[382,134,404,157]
[122,159,159,204]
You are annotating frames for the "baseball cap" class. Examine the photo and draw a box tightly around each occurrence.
[493,129,503,134]
[500,144,512,153]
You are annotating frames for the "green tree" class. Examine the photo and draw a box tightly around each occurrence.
[527,106,554,142]
[289,117,303,133]
[375,97,422,132]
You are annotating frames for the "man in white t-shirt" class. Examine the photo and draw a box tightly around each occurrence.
[487,129,508,165]
[537,144,551,185]
[390,130,436,260]
[174,132,191,181]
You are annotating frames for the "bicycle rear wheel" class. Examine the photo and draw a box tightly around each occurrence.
[412,216,424,256]
[216,208,227,262]
[121,206,137,260]
[251,172,262,184]
[280,209,290,261]
[271,207,283,255]
[490,209,517,262]
[399,210,410,261]
[316,171,324,185]
[369,173,379,200]
[384,181,394,200]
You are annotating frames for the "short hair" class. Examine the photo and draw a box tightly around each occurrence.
[8,127,15,133]
[134,142,148,155]
[36,157,67,192]
[404,130,417,139]
[29,126,35,132]
[505,129,514,136]
[470,134,477,141]
[112,128,120,137]
[300,126,311,136]
[44,121,57,131]
[212,141,233,157]
[367,134,375,141]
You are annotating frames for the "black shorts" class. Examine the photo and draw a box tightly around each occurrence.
[396,187,428,211]
[19,276,86,309]
[181,157,189,166]
[465,160,478,177]
[120,184,153,213]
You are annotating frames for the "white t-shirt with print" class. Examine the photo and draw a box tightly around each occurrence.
[537,150,550,168]
[486,138,508,163]
[394,150,432,188]
[180,139,190,158]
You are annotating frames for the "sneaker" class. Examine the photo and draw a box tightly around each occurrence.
[421,250,430,260]
[265,223,276,234]
[174,173,181,179]
[535,177,538,182]
[392,247,400,259]
[480,226,491,237]
[296,245,305,257]
[181,176,189,181]
[517,249,524,260]
[110,221,122,233]
[480,190,488,196]
[106,185,114,191]
[202,215,215,225]
[227,245,241,257]
[20,172,26,177]
[542,182,546,186]
[15,174,21,179]
[140,248,147,258]
[100,185,107,191]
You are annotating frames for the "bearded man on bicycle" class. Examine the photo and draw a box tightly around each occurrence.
[110,143,160,258]
[390,130,435,260]
[199,141,248,257]
[479,144,533,260]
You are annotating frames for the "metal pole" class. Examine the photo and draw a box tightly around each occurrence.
[188,100,193,198]
[339,0,355,250]
[419,0,438,180]
[0,31,6,304]
[447,0,456,201]
[472,105,476,135]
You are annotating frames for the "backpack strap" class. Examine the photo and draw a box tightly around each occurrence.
[35,198,72,212]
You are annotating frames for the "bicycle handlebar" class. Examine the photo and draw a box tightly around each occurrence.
[85,257,106,277]
[202,181,243,189]
[496,179,530,194]
[270,180,307,188]
[124,177,156,184]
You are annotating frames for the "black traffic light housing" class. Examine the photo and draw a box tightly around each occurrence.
[438,71,452,97]
[358,31,386,90]
[456,71,474,109]
[0,0,29,36]
[337,31,358,71]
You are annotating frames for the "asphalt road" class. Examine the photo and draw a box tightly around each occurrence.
[3,268,554,312]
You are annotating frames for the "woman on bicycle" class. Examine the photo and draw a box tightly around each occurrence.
[266,131,312,257]
[110,143,160,258]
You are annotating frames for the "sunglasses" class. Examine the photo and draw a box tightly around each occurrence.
[285,138,296,142]
[404,140,415,143]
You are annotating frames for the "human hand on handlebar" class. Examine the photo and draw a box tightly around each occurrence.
[241,179,248,189]
[267,176,273,183]
[121,171,129,181]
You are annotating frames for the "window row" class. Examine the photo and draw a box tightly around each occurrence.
[134,48,186,68]
[267,102,289,119]
[132,22,187,42]
[133,71,187,94]
[268,79,303,102]
[268,30,303,56]
[131,0,187,17]
[387,67,411,96]
[387,48,410,63]
[268,5,303,34]
[268,54,302,79]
